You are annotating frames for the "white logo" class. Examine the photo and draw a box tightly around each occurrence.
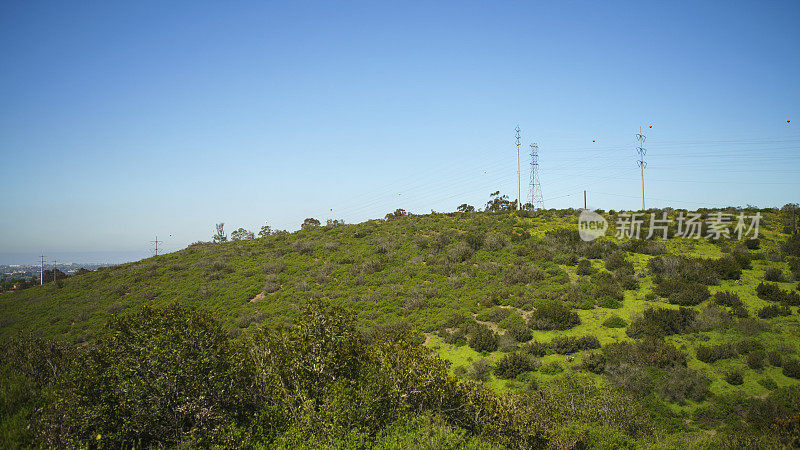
[578,209,608,242]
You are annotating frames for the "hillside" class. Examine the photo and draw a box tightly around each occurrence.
[2,208,800,447]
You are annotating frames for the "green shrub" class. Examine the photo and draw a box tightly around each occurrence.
[468,324,499,353]
[494,353,539,379]
[538,360,563,375]
[506,325,532,343]
[550,336,600,355]
[468,358,491,382]
[576,259,596,276]
[747,351,766,370]
[659,367,712,402]
[626,307,696,338]
[759,377,778,391]
[581,352,606,374]
[756,282,800,305]
[528,303,580,331]
[758,304,792,319]
[597,296,622,309]
[768,351,783,367]
[713,291,744,309]
[602,315,627,328]
[668,282,711,306]
[696,343,738,363]
[476,306,512,324]
[40,305,255,447]
[603,338,687,369]
[502,263,546,285]
[725,370,744,385]
[764,268,786,282]
[520,341,549,357]
[782,359,800,379]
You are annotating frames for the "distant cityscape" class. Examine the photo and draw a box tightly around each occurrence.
[1,262,113,281]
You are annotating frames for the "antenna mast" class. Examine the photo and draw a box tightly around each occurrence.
[515,124,521,210]
[40,254,45,285]
[636,127,647,211]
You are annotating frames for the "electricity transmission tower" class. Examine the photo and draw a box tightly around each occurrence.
[529,143,544,211]
[515,125,521,211]
[636,127,647,211]
[151,236,163,256]
[40,254,45,285]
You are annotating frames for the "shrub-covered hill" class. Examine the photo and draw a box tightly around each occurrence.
[2,207,800,447]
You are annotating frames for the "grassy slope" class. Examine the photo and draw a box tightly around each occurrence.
[1,209,798,419]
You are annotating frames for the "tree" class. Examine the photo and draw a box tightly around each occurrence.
[301,218,320,229]
[485,191,511,212]
[258,224,273,238]
[212,223,227,243]
[385,209,408,220]
[457,204,475,213]
[231,227,255,241]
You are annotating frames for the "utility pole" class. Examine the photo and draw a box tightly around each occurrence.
[515,125,521,210]
[40,254,45,285]
[52,260,57,282]
[636,127,647,211]
[529,143,544,211]
[151,236,163,256]
[584,190,587,210]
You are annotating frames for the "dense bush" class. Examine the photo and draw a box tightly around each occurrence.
[520,340,549,357]
[550,336,601,354]
[667,282,711,306]
[757,304,792,319]
[768,351,783,367]
[494,353,540,379]
[475,306,512,323]
[659,367,712,402]
[576,259,596,276]
[603,338,688,369]
[626,307,697,338]
[724,370,744,385]
[506,324,532,343]
[40,305,257,447]
[713,291,744,309]
[528,303,581,331]
[581,352,606,374]
[756,282,800,305]
[696,343,738,363]
[602,315,627,328]
[747,351,766,370]
[782,359,800,379]
[764,268,787,282]
[502,263,546,285]
[467,323,499,353]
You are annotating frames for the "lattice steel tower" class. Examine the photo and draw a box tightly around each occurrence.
[529,143,544,211]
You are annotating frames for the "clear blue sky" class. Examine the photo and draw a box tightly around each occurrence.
[1,1,798,263]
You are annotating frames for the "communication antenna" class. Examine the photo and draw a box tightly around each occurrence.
[515,124,521,210]
[151,235,163,256]
[636,127,647,211]
[529,143,544,211]
[40,254,45,285]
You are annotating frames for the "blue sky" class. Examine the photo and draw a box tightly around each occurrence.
[1,1,798,262]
